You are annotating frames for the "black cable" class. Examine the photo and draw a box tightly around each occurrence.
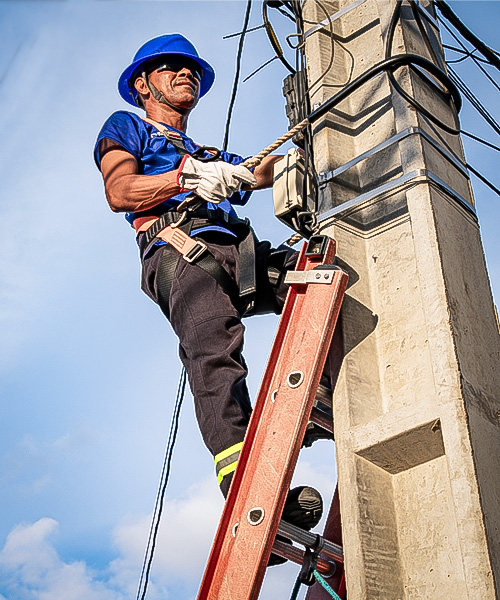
[434,0,500,72]
[462,130,500,153]
[448,66,500,137]
[242,1,296,83]
[443,45,491,66]
[385,1,461,135]
[307,53,461,124]
[136,366,187,600]
[466,162,500,198]
[222,0,252,151]
[243,55,279,82]
[409,0,444,70]
[274,3,296,22]
[297,1,500,210]
[263,0,296,74]
[289,574,303,600]
[223,24,264,40]
[439,17,500,94]
[305,0,336,95]
[292,2,319,214]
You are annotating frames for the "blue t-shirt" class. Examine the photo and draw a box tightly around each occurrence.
[94,110,252,234]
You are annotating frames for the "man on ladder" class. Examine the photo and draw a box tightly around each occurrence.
[94,33,326,557]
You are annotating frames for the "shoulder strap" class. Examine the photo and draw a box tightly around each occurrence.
[141,116,190,156]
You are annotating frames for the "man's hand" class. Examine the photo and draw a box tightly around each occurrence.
[177,156,257,204]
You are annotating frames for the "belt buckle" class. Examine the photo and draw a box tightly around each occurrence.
[184,240,207,263]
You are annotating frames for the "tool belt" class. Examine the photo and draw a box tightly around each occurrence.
[138,205,259,317]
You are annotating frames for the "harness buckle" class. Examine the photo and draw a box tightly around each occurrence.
[184,240,207,263]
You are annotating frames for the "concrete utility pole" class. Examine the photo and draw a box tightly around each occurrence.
[301,0,500,598]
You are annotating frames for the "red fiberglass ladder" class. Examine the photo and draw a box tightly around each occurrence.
[197,235,349,600]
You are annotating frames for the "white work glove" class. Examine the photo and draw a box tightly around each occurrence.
[178,156,257,204]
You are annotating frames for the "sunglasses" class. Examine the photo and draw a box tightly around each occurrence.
[155,58,203,81]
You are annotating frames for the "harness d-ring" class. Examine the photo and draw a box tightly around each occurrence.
[171,209,190,227]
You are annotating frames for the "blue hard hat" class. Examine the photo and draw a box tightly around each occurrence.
[118,34,215,106]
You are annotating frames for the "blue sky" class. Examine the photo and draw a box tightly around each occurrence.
[0,1,499,599]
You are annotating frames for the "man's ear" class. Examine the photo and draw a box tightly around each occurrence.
[133,76,149,96]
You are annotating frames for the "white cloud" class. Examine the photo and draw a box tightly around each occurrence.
[108,476,224,597]
[0,457,336,600]
[0,478,224,600]
[0,518,123,600]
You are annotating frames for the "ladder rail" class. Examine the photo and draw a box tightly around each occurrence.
[197,237,347,600]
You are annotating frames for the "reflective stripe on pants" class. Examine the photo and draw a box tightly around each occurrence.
[215,442,243,485]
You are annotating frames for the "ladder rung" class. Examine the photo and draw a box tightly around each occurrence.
[314,383,333,412]
[309,406,334,433]
[272,537,337,578]
[278,520,344,563]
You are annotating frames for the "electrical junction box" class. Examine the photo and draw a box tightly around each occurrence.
[273,148,315,237]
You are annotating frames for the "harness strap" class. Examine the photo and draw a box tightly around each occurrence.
[141,117,221,162]
[238,227,258,301]
[142,116,190,156]
[156,244,180,319]
[137,117,258,314]
[140,214,242,315]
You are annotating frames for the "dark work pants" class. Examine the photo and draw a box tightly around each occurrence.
[140,229,297,496]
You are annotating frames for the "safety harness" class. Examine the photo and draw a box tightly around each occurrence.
[138,117,259,317]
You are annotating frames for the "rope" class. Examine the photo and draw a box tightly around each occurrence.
[136,366,187,600]
[285,232,304,246]
[313,570,342,600]
[241,117,309,169]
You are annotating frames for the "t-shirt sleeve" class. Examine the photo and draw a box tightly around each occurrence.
[93,111,143,170]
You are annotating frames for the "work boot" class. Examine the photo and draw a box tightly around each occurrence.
[268,486,323,567]
[302,422,334,447]
[282,485,323,530]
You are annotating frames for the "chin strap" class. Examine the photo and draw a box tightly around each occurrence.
[139,71,187,115]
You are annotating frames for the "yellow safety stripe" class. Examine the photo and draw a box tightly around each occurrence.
[217,460,238,485]
[214,441,244,466]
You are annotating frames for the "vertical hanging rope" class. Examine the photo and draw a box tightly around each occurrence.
[313,570,343,600]
[136,366,187,600]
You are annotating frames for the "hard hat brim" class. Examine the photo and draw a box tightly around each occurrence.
[118,50,215,107]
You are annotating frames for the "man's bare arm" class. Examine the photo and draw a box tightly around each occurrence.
[100,148,182,213]
[249,155,283,190]
[100,148,282,213]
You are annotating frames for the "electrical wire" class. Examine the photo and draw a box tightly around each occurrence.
[388,3,500,199]
[443,45,491,66]
[466,162,500,198]
[136,366,187,600]
[273,2,296,22]
[222,0,252,151]
[385,0,461,135]
[448,65,500,137]
[432,6,500,198]
[410,0,444,70]
[263,0,296,74]
[304,0,336,95]
[223,24,264,40]
[439,17,500,94]
[434,0,500,72]
[292,1,320,221]
[243,55,279,82]
[288,574,303,600]
[462,130,500,153]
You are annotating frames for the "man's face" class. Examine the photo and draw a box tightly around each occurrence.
[144,57,201,111]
